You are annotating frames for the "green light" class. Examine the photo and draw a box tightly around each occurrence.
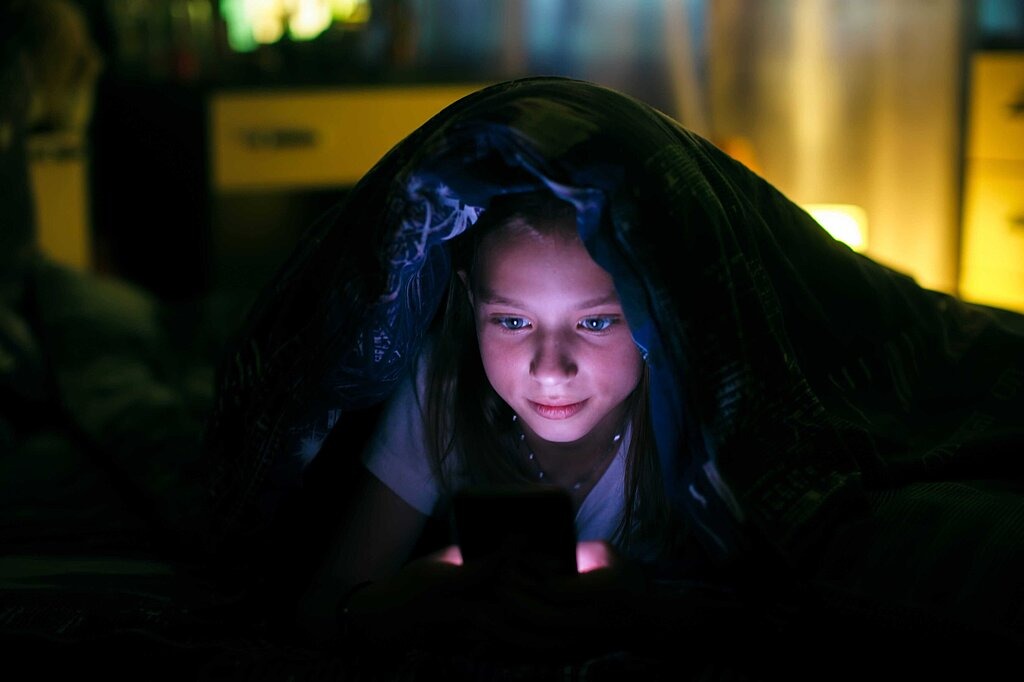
[219,0,369,52]
[331,0,370,23]
[220,0,258,52]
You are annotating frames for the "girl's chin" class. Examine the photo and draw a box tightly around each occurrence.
[519,416,592,445]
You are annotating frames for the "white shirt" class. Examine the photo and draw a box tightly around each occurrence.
[361,348,628,543]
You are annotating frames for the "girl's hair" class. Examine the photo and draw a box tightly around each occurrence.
[424,190,681,558]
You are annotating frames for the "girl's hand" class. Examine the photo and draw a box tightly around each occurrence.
[341,543,532,648]
[484,540,650,657]
[420,540,647,657]
[576,539,619,572]
[345,540,649,659]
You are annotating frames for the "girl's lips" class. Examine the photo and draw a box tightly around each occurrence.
[529,399,587,420]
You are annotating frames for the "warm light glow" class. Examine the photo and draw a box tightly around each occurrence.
[221,0,369,52]
[803,203,869,252]
[287,0,332,41]
[251,1,285,45]
[331,0,370,23]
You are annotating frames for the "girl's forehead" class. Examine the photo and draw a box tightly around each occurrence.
[476,226,582,269]
[472,227,615,296]
[478,217,579,254]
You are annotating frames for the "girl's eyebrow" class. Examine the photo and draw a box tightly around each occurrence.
[477,293,525,307]
[576,292,622,309]
[477,290,621,309]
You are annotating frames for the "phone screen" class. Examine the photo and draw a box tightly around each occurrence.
[451,486,578,576]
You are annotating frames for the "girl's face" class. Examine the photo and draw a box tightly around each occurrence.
[468,226,644,447]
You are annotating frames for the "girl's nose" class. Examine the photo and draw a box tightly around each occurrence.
[529,333,578,385]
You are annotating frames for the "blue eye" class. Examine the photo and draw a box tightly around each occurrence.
[580,316,615,332]
[495,316,530,331]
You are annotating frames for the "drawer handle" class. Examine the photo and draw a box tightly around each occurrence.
[1009,91,1024,117]
[241,128,318,150]
[1010,214,1024,230]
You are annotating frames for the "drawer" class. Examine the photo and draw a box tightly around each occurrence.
[210,85,485,191]
[967,52,1024,161]
[959,159,1024,312]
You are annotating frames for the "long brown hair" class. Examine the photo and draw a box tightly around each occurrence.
[424,190,680,558]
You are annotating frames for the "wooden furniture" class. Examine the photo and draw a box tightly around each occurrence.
[959,52,1024,312]
[206,84,483,296]
[210,85,483,191]
[29,131,92,271]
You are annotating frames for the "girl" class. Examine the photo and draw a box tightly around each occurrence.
[296,190,691,653]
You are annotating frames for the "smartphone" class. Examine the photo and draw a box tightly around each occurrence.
[451,486,578,576]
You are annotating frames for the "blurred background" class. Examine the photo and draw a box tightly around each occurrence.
[21,0,1024,315]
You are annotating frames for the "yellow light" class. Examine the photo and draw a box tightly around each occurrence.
[248,0,285,45]
[222,0,367,50]
[288,0,332,40]
[252,17,284,44]
[331,0,370,23]
[803,203,869,252]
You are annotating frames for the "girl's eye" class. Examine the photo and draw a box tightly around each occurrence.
[495,316,530,331]
[579,316,615,332]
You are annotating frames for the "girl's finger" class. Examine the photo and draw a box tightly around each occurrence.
[576,540,618,572]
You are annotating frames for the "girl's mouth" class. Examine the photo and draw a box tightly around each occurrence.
[529,400,587,420]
